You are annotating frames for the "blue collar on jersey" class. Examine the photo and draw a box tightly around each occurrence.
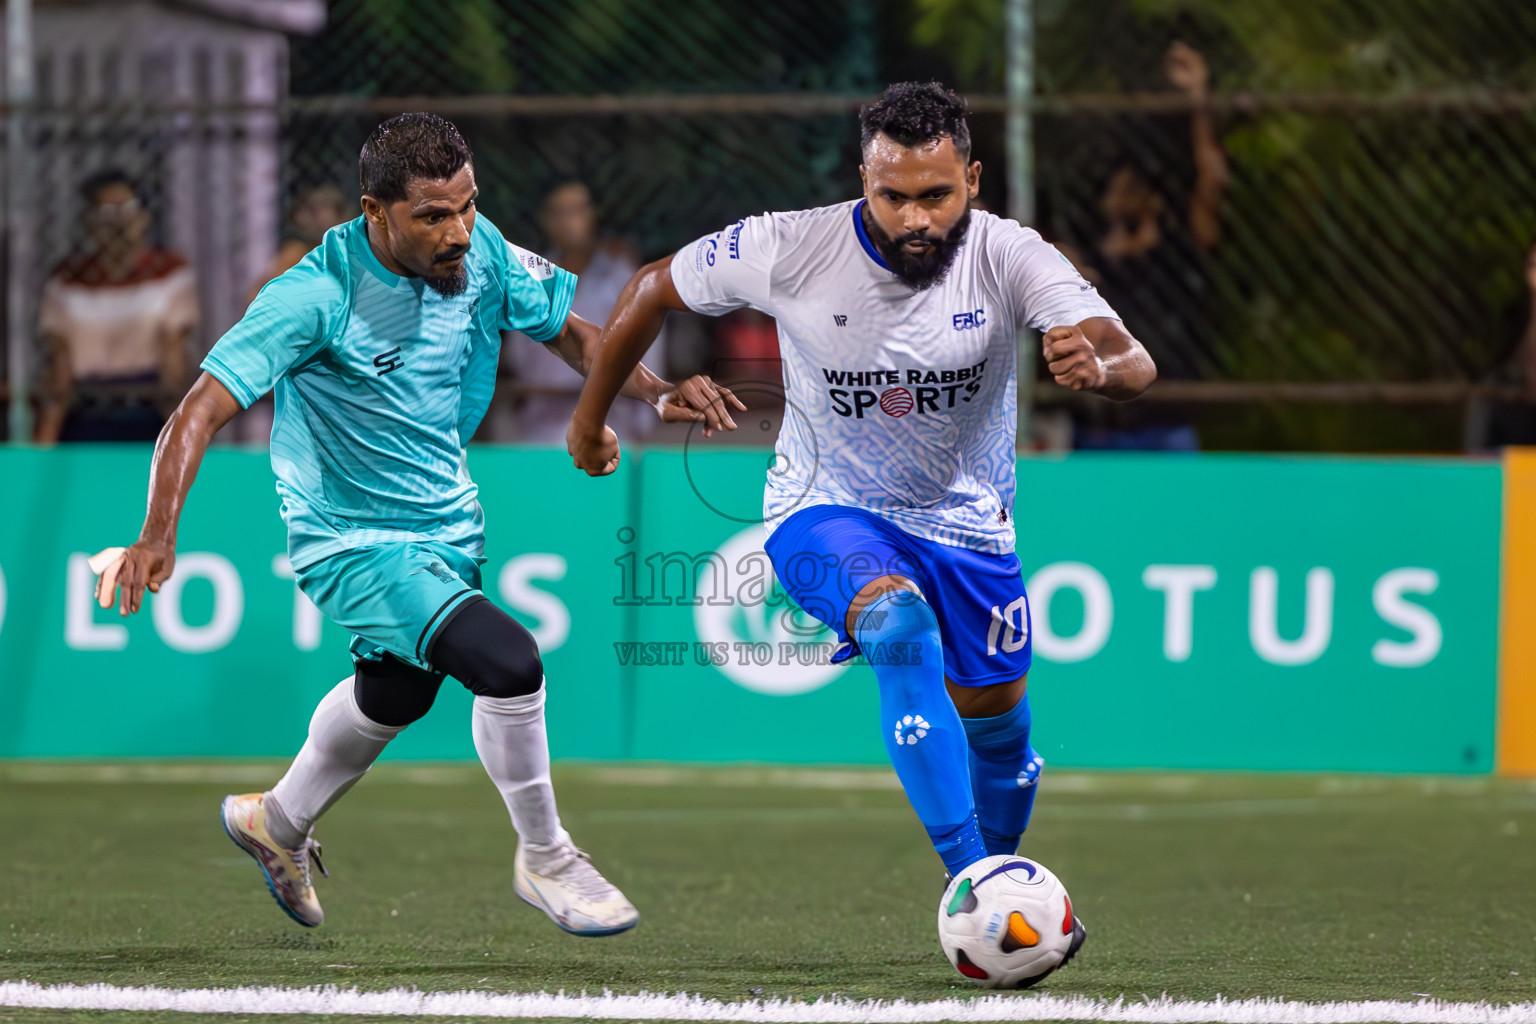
[853,200,892,272]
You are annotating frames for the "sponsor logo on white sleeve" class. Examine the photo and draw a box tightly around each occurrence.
[507,243,556,281]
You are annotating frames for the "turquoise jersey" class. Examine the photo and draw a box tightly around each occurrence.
[202,215,575,570]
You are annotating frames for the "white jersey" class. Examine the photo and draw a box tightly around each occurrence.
[670,199,1119,554]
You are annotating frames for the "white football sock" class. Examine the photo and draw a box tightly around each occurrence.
[266,677,404,849]
[472,681,569,869]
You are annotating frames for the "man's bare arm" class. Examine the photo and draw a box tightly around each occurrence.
[544,311,742,433]
[1043,316,1157,401]
[107,373,243,615]
[543,313,672,405]
[1165,41,1229,250]
[567,259,692,476]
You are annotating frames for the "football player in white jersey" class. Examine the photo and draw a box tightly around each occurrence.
[569,83,1154,941]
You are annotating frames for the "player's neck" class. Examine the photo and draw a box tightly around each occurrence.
[365,220,413,279]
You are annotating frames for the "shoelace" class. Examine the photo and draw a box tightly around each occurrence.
[292,839,328,887]
[548,847,619,901]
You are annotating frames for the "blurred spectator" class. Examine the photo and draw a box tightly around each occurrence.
[34,170,199,443]
[489,180,663,442]
[1071,40,1228,451]
[247,185,351,305]
[1466,243,1536,450]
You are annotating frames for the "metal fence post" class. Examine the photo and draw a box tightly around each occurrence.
[1005,0,1034,450]
[5,0,33,444]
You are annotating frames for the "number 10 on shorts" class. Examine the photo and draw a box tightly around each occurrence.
[987,596,1029,656]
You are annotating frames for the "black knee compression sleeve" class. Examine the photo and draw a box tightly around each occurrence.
[428,596,544,699]
[353,654,444,727]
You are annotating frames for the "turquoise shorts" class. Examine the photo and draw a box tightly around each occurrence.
[295,541,486,671]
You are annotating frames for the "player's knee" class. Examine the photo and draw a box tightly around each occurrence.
[853,585,937,641]
[852,588,941,688]
[847,574,925,638]
[467,640,544,699]
[353,655,444,727]
[429,597,544,699]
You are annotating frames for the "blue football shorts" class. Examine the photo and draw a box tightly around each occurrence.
[294,540,487,670]
[763,505,1032,687]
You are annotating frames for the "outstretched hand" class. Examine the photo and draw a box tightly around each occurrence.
[93,540,176,616]
[655,374,747,438]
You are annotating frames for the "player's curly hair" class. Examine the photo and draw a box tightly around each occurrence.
[859,82,971,159]
[359,112,473,204]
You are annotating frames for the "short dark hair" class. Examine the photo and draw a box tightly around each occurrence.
[859,82,971,159]
[359,113,473,204]
[80,168,138,205]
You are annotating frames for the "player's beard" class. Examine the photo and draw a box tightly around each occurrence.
[425,266,469,297]
[425,246,470,297]
[867,206,971,291]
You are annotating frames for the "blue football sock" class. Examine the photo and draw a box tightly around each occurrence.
[854,590,986,875]
[960,694,1042,857]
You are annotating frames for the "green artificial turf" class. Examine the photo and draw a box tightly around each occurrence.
[1,762,1534,1018]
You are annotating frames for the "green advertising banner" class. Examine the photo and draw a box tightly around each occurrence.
[0,446,628,762]
[1010,455,1500,774]
[0,446,1503,773]
[619,450,1502,774]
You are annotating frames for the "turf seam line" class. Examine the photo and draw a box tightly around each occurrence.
[2,981,1535,1022]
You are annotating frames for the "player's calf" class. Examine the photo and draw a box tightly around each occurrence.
[230,670,418,927]
[961,691,1042,857]
[429,599,638,934]
[853,584,987,875]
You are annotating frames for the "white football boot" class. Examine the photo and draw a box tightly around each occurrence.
[220,792,327,927]
[514,841,639,936]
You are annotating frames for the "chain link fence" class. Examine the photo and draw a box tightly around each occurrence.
[4,0,1536,450]
[282,0,877,269]
[1022,0,1536,448]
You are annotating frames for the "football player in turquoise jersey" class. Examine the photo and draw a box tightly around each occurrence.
[93,113,743,936]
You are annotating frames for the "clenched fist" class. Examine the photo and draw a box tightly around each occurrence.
[1043,324,1107,392]
[568,419,621,477]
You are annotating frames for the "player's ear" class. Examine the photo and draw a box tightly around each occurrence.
[858,164,869,196]
[359,194,386,227]
[967,161,982,199]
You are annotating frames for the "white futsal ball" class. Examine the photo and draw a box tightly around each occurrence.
[936,854,1085,989]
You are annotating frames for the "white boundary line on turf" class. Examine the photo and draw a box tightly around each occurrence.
[2,981,1534,1023]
